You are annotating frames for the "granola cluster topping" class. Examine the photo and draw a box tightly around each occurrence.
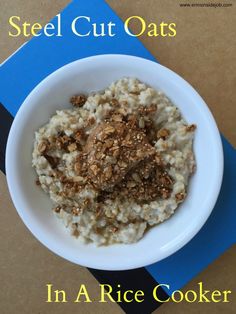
[37,97,175,205]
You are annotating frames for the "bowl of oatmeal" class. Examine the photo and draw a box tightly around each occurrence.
[6,55,223,270]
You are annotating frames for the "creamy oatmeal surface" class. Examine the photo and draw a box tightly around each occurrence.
[32,78,196,245]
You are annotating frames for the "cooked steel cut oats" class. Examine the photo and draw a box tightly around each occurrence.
[32,78,196,245]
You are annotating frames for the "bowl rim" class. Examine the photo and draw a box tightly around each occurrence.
[5,54,224,270]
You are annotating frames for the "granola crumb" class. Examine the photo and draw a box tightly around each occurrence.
[70,94,87,107]
[67,142,77,152]
[53,205,62,213]
[175,192,186,202]
[38,141,48,154]
[186,124,197,132]
[157,128,170,140]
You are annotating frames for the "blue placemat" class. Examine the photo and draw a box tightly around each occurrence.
[0,0,235,299]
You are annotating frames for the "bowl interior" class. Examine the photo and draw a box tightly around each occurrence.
[6,55,223,270]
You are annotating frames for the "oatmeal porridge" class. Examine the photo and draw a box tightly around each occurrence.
[32,78,196,245]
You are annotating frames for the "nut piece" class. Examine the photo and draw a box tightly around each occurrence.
[88,117,96,126]
[186,124,196,132]
[70,94,87,107]
[110,226,118,233]
[175,192,186,202]
[38,141,48,154]
[67,142,77,152]
[104,165,113,179]
[138,104,157,114]
[53,206,62,213]
[157,128,170,140]
[72,228,80,238]
[154,154,163,166]
[71,207,81,216]
[90,164,100,175]
[74,161,81,174]
[104,125,115,134]
[55,134,72,150]
[74,129,84,142]
[160,188,171,199]
[159,172,173,187]
[110,98,119,106]
[112,114,123,122]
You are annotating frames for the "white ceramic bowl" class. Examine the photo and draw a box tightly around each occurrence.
[6,55,223,270]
